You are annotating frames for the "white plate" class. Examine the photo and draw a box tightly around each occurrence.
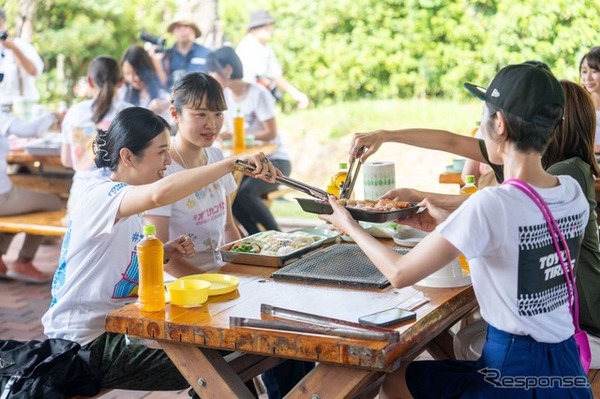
[392,228,429,247]
[360,221,398,238]
[416,270,471,288]
[289,227,339,244]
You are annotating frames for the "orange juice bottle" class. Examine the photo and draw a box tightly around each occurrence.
[232,110,245,154]
[458,176,478,272]
[137,224,165,312]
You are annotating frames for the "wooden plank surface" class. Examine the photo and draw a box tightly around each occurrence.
[105,248,476,372]
[438,171,464,186]
[9,174,71,199]
[0,210,67,236]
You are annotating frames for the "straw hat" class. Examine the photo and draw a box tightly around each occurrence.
[167,13,201,38]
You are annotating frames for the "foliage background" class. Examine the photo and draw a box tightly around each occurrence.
[1,0,599,107]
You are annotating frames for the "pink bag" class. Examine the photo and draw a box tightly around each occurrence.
[504,178,591,373]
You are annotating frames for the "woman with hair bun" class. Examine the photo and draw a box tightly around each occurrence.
[43,104,279,391]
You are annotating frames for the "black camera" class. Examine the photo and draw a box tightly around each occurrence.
[0,31,8,41]
[139,30,165,53]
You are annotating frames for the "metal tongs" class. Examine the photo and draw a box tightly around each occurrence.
[229,304,399,343]
[234,159,329,200]
[339,146,366,199]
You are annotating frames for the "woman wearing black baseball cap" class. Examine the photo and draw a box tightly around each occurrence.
[322,63,593,398]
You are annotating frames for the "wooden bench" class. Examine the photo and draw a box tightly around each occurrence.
[0,210,67,236]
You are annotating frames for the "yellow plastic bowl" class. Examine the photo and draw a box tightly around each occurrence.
[167,279,211,308]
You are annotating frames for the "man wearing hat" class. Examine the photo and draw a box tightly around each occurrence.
[157,13,211,89]
[0,6,44,107]
[236,9,309,109]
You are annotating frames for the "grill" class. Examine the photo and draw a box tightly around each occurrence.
[272,244,409,289]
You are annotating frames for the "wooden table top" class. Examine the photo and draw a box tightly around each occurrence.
[438,171,464,186]
[6,149,64,167]
[105,244,476,373]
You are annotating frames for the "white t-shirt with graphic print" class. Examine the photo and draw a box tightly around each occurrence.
[146,146,237,270]
[437,175,588,343]
[61,99,133,215]
[42,180,143,345]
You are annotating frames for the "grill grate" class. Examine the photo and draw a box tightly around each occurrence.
[272,244,409,289]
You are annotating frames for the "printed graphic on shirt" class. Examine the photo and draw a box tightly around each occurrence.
[111,231,144,299]
[71,120,111,171]
[49,220,73,307]
[517,213,585,316]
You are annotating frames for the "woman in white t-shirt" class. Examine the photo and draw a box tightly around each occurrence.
[43,106,278,391]
[206,46,292,235]
[145,72,241,274]
[579,46,600,154]
[61,56,133,219]
[323,64,592,398]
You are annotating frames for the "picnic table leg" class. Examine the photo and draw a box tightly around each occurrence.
[284,363,380,399]
[160,342,255,399]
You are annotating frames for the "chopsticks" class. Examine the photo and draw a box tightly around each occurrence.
[339,147,366,199]
[234,159,329,200]
[229,304,399,343]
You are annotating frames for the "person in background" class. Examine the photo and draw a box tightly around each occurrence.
[579,46,600,153]
[145,72,242,275]
[0,6,44,107]
[119,45,170,122]
[328,63,591,398]
[0,110,63,282]
[236,9,309,109]
[206,47,292,235]
[151,13,211,90]
[61,56,132,220]
[42,106,278,392]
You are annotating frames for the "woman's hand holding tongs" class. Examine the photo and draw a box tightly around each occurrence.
[349,131,385,163]
[234,152,281,184]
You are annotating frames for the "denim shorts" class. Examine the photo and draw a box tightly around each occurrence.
[406,324,592,399]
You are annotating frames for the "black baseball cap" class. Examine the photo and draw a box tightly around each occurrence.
[464,63,564,127]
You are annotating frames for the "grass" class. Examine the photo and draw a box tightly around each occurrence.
[278,97,481,142]
[270,97,482,221]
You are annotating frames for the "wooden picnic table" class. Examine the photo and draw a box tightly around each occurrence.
[105,241,477,398]
[438,171,463,186]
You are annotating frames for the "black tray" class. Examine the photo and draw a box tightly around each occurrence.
[295,198,420,223]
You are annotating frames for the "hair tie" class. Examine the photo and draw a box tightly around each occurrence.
[93,129,111,162]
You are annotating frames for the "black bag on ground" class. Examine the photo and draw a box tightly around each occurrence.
[0,338,102,399]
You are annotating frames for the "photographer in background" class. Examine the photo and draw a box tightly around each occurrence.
[149,13,211,90]
[0,6,44,107]
[236,9,309,109]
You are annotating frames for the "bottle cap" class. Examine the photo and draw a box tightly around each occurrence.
[465,175,476,184]
[339,162,348,169]
[143,224,156,236]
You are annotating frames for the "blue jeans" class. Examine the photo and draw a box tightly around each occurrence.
[406,324,592,399]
